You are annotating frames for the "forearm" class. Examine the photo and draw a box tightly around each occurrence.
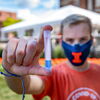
[5,75,44,94]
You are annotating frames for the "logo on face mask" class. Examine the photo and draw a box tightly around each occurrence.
[72,52,82,63]
[62,40,93,66]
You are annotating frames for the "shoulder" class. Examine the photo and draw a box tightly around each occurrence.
[52,62,67,70]
[51,61,69,75]
[90,62,100,72]
[90,62,100,68]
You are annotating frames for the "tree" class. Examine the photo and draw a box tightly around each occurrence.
[2,17,22,27]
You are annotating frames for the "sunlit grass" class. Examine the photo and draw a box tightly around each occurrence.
[0,64,50,100]
[0,75,33,100]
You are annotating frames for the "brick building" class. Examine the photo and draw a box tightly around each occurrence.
[0,10,17,44]
[0,11,16,27]
[60,0,100,13]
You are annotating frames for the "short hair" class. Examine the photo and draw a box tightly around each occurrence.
[61,14,92,34]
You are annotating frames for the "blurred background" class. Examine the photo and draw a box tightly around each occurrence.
[0,0,100,100]
[0,0,100,58]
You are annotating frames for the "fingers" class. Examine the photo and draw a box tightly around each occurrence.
[2,47,11,70]
[7,38,19,65]
[23,39,37,66]
[16,38,27,65]
[2,25,53,76]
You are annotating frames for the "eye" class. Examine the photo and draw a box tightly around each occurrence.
[80,37,89,43]
[65,38,74,44]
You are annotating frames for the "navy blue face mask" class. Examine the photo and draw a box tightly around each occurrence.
[62,40,93,66]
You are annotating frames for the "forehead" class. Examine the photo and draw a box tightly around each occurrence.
[63,23,90,38]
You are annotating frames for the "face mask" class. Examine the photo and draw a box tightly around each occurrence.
[62,40,93,66]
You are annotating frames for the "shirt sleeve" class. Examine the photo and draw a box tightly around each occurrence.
[32,74,52,100]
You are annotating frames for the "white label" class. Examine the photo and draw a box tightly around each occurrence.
[44,30,51,60]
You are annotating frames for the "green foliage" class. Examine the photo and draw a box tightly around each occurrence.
[25,31,29,36]
[0,48,3,57]
[52,45,65,58]
[40,52,45,58]
[2,17,22,27]
[12,32,18,37]
[0,64,4,72]
[40,45,65,58]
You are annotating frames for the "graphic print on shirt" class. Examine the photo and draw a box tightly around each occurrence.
[67,87,100,100]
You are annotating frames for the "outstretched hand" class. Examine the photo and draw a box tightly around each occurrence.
[2,25,53,76]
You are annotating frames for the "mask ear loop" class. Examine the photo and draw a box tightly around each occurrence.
[0,65,25,100]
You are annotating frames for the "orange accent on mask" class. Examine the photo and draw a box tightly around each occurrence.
[72,52,82,63]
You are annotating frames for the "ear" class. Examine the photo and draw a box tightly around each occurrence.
[92,37,97,45]
[57,32,63,40]
[56,33,63,45]
[90,34,93,40]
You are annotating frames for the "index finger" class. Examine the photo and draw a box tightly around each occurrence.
[38,25,53,44]
[36,25,53,56]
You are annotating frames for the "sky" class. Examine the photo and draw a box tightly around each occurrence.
[0,0,60,13]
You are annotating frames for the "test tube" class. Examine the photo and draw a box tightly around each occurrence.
[44,30,52,70]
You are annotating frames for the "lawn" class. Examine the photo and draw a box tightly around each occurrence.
[0,75,33,100]
[0,75,50,100]
[0,64,50,100]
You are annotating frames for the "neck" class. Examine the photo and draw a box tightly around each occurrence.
[67,60,90,72]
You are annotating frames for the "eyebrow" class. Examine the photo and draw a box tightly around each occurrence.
[64,35,89,40]
[67,35,89,38]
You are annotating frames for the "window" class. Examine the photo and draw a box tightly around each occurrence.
[87,0,94,10]
[98,30,100,34]
[25,29,34,36]
[95,0,100,12]
[95,0,100,7]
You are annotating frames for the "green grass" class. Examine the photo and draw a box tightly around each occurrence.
[0,76,33,100]
[0,64,50,100]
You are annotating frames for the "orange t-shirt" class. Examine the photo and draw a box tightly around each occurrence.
[33,62,100,100]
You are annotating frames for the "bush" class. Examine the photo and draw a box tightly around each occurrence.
[0,48,3,57]
[40,45,65,58]
[40,52,44,58]
[0,64,3,72]
[52,45,65,58]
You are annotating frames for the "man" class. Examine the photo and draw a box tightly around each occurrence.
[2,14,100,100]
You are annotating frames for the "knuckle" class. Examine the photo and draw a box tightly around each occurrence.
[8,54,14,60]
[2,60,6,67]
[28,40,37,49]
[28,43,36,50]
[2,61,10,70]
[23,61,29,66]
[16,50,25,56]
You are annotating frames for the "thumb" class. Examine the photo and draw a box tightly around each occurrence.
[11,64,51,76]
